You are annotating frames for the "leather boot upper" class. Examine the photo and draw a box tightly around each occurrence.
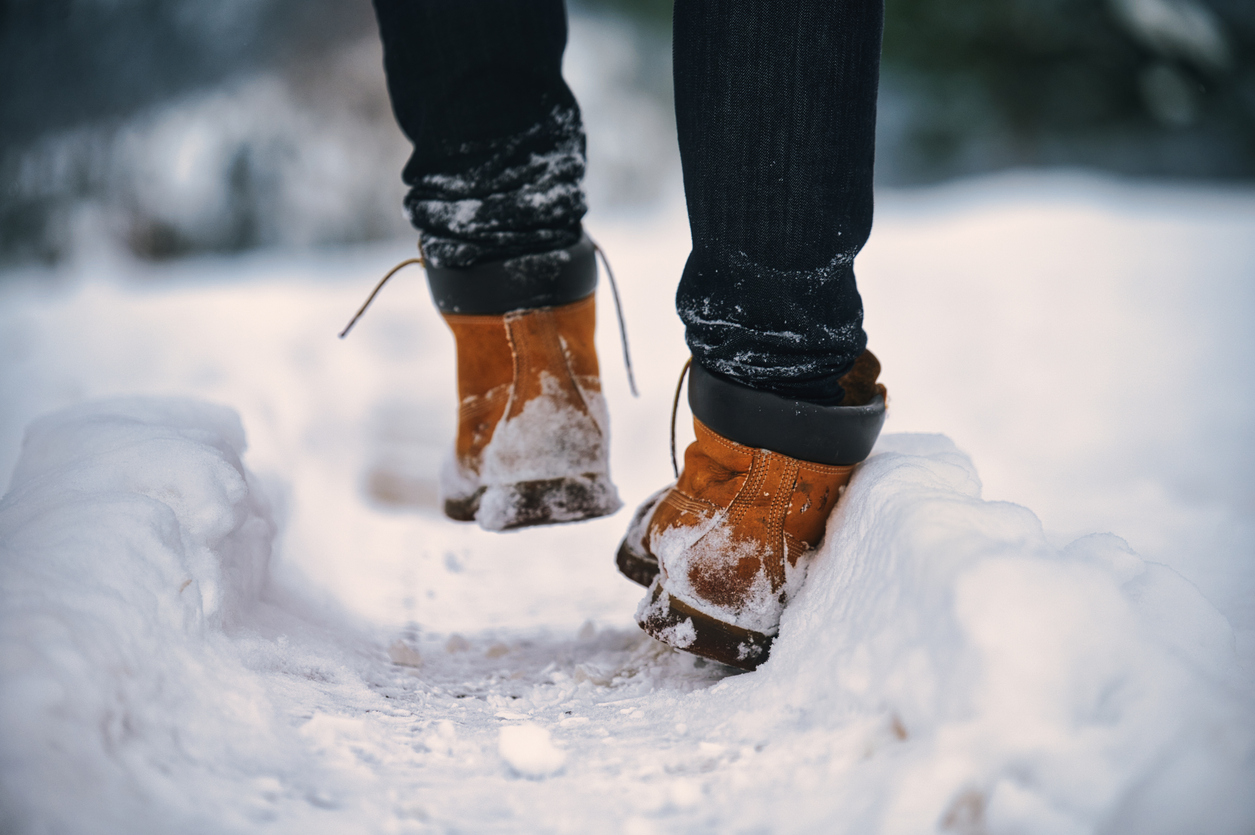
[441,294,619,528]
[647,418,857,635]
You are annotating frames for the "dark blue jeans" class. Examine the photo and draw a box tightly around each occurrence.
[373,0,883,405]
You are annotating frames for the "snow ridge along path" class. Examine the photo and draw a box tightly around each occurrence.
[2,399,1251,834]
[2,173,1254,832]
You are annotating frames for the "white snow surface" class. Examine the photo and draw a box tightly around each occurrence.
[2,172,1254,833]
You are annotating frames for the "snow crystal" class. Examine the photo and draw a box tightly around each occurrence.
[498,723,566,779]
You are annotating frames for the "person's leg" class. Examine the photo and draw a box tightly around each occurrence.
[371,1,620,530]
[619,0,887,669]
[372,0,587,267]
[673,0,883,406]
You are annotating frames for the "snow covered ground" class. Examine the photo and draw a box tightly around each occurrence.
[1,173,1253,833]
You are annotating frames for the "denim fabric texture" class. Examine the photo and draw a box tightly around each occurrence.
[373,0,883,405]
[674,0,882,404]
[372,0,586,268]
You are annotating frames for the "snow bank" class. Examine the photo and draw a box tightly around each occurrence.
[695,434,1255,833]
[3,398,274,629]
[0,398,283,833]
[1,400,1252,834]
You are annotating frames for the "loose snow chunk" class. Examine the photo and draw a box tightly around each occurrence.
[388,640,423,668]
[656,617,697,649]
[498,723,566,778]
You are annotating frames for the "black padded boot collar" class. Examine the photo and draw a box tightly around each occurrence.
[688,361,885,466]
[426,235,597,315]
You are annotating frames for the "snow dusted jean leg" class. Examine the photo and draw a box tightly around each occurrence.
[674,0,884,405]
[372,0,587,268]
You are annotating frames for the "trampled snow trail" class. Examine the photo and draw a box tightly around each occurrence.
[2,174,1254,833]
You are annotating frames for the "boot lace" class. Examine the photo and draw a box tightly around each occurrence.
[339,237,638,398]
[670,357,693,478]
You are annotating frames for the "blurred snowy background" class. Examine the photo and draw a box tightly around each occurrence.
[3,2,1255,833]
[1,0,1253,266]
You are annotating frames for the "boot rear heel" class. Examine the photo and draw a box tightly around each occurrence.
[475,474,621,531]
[636,581,773,671]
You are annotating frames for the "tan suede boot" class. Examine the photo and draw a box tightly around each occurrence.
[441,292,620,530]
[425,236,622,530]
[617,351,886,669]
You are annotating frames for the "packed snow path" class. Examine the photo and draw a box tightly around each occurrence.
[2,174,1254,833]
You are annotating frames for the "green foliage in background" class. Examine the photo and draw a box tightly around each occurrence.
[578,0,673,28]
[580,0,1255,178]
[885,0,1145,128]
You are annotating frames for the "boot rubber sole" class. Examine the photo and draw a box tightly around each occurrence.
[636,580,772,671]
[443,488,486,523]
[615,539,659,587]
[444,474,620,531]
